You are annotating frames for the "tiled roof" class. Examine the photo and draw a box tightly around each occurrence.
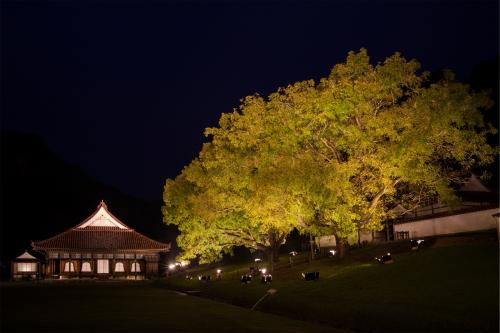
[32,228,170,251]
[16,251,38,260]
[32,201,170,252]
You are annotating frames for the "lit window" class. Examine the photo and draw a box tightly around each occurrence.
[114,262,125,272]
[97,259,109,274]
[17,262,37,272]
[81,262,92,272]
[64,262,75,272]
[131,262,141,272]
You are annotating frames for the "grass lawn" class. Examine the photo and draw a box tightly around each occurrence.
[161,238,499,332]
[0,282,344,333]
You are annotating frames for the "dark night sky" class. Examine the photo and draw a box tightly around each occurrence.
[1,0,498,200]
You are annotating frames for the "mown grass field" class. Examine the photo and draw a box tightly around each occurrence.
[0,235,497,332]
[161,236,499,332]
[0,282,342,333]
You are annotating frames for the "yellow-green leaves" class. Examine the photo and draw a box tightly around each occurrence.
[162,49,496,262]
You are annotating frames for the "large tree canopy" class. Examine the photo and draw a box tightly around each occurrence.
[163,49,496,263]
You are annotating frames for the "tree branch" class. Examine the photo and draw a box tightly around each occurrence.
[320,138,342,163]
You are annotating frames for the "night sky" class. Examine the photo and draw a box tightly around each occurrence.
[2,0,498,200]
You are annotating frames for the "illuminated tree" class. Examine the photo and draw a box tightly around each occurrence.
[162,145,299,270]
[163,49,497,261]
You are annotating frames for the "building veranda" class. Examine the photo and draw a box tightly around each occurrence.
[28,200,170,280]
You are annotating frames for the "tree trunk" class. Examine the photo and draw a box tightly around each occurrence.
[309,232,315,262]
[266,231,281,272]
[266,246,279,273]
[268,249,274,273]
[334,233,349,259]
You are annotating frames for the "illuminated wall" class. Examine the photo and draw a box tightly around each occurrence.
[394,208,499,238]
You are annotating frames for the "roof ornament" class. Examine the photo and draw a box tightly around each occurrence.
[98,200,108,209]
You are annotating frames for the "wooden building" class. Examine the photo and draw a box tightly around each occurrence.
[11,251,41,280]
[316,175,499,249]
[32,201,170,280]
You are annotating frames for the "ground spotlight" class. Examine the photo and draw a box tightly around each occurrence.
[241,274,252,283]
[410,239,425,250]
[375,252,393,264]
[302,272,320,281]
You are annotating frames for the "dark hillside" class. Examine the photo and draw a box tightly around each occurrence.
[0,131,178,278]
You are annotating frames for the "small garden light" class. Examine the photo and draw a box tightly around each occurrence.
[375,252,393,264]
[410,239,425,250]
[302,272,320,281]
[261,274,272,284]
[241,275,252,283]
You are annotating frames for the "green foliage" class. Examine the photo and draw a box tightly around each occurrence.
[163,48,497,262]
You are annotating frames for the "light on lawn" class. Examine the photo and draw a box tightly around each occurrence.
[375,252,394,264]
[254,258,262,262]
[329,249,336,256]
[410,239,425,249]
[216,269,222,274]
[289,251,298,256]
[168,264,176,270]
[260,268,267,274]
